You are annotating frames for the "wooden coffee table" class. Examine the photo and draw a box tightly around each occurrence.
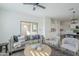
[24,44,52,56]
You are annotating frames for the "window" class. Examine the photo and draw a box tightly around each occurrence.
[20,21,38,35]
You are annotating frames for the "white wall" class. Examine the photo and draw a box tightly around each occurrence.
[0,9,44,42]
[0,10,4,42]
[0,8,61,42]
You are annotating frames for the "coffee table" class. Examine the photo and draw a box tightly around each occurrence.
[24,44,52,56]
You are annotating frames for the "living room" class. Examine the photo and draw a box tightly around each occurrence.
[0,3,79,56]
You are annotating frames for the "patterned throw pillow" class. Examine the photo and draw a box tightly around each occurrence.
[13,35,18,42]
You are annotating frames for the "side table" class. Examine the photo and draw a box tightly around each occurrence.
[0,42,9,53]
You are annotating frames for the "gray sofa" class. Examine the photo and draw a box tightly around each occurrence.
[8,35,44,55]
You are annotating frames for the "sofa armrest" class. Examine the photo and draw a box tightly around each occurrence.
[8,36,14,53]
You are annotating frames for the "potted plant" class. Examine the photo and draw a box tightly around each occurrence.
[31,41,39,49]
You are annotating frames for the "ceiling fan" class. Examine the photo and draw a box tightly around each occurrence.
[23,3,46,11]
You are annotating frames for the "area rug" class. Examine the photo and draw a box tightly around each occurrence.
[11,47,72,56]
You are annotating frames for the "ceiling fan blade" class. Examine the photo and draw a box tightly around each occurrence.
[23,3,36,5]
[23,3,46,9]
[36,4,46,9]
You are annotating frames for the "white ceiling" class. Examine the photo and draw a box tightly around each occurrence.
[0,3,79,19]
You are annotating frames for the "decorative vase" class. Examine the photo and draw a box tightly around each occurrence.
[37,46,42,51]
[31,44,37,49]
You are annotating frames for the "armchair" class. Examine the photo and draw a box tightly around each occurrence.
[60,37,79,55]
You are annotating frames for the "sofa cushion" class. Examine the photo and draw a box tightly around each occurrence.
[25,36,30,40]
[18,35,25,42]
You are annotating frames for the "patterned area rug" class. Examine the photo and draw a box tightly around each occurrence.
[11,47,72,56]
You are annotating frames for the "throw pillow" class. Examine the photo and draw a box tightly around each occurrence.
[18,35,25,42]
[13,35,18,42]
